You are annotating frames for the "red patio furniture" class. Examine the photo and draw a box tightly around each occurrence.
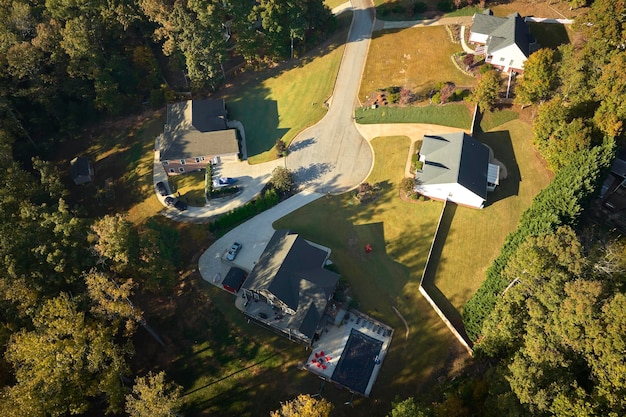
[315,352,319,358]
[320,351,325,356]
[322,364,327,370]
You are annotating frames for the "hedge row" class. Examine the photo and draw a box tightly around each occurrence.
[462,139,615,340]
[209,188,280,233]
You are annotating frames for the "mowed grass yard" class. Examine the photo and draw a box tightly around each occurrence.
[359,26,474,103]
[275,136,468,412]
[430,120,553,310]
[223,13,352,164]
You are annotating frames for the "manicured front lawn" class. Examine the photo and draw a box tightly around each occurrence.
[223,13,352,164]
[359,26,475,103]
[430,119,552,310]
[355,103,472,128]
[274,136,467,408]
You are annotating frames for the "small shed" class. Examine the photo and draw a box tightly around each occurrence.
[70,156,94,185]
[222,267,247,294]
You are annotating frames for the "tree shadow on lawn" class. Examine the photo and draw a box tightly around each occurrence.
[477,130,521,207]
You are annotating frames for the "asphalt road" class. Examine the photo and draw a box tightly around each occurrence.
[285,0,375,194]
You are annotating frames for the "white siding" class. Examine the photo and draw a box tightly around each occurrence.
[418,183,485,209]
[469,32,488,44]
[488,44,527,73]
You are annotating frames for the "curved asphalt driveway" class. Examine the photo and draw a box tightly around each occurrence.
[285,0,375,194]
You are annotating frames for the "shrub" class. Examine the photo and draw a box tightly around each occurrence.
[462,139,615,340]
[275,139,287,157]
[400,177,416,196]
[209,188,280,233]
[463,53,475,68]
[437,1,453,12]
[440,82,456,103]
[413,1,427,14]
[431,92,442,104]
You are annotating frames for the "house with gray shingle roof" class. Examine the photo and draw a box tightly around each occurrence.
[241,229,339,346]
[159,99,240,175]
[415,132,500,209]
[469,10,536,74]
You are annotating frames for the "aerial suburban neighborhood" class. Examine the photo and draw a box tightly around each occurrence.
[1,0,625,416]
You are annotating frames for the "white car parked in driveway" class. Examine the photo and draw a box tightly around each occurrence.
[226,242,242,261]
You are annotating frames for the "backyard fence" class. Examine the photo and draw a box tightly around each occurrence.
[419,201,474,355]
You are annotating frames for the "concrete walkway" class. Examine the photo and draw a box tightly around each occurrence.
[459,25,476,54]
[376,15,473,31]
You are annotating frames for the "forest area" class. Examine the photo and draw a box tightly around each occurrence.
[1,0,626,416]
[0,0,335,416]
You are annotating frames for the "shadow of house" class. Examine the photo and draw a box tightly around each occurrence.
[415,133,500,209]
[159,99,240,175]
[240,230,340,346]
[478,130,520,205]
[70,156,94,185]
[469,10,536,74]
[227,97,289,156]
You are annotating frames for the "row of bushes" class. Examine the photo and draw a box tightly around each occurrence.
[431,82,470,104]
[462,139,616,340]
[208,188,280,233]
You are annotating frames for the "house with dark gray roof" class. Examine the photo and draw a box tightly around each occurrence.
[70,156,94,185]
[469,10,536,74]
[159,99,240,175]
[240,230,339,346]
[415,132,500,209]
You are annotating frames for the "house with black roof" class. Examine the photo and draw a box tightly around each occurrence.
[70,156,94,185]
[469,10,536,74]
[240,230,339,346]
[159,99,240,175]
[415,132,500,209]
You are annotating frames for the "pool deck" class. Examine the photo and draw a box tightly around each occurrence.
[303,309,394,397]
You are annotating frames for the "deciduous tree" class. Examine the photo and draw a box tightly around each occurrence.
[270,394,333,417]
[515,48,558,107]
[125,371,182,417]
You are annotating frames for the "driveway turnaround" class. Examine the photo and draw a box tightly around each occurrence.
[198,190,323,289]
[155,0,376,221]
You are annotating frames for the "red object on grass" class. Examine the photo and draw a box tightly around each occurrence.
[365,244,373,253]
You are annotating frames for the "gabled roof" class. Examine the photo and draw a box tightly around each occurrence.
[471,13,507,36]
[418,132,489,200]
[243,230,339,339]
[471,12,533,57]
[487,13,532,56]
[161,99,238,160]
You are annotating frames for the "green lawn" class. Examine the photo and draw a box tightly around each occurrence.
[359,26,475,102]
[324,0,348,9]
[430,120,552,311]
[529,22,572,49]
[168,171,208,207]
[274,136,465,408]
[223,13,352,164]
[355,103,472,128]
[479,109,519,132]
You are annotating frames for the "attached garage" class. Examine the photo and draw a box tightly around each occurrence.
[222,267,247,294]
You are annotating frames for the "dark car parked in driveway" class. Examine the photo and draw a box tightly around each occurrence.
[164,196,176,207]
[174,199,188,211]
[156,181,169,196]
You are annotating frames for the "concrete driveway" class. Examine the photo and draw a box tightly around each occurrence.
[198,191,323,290]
